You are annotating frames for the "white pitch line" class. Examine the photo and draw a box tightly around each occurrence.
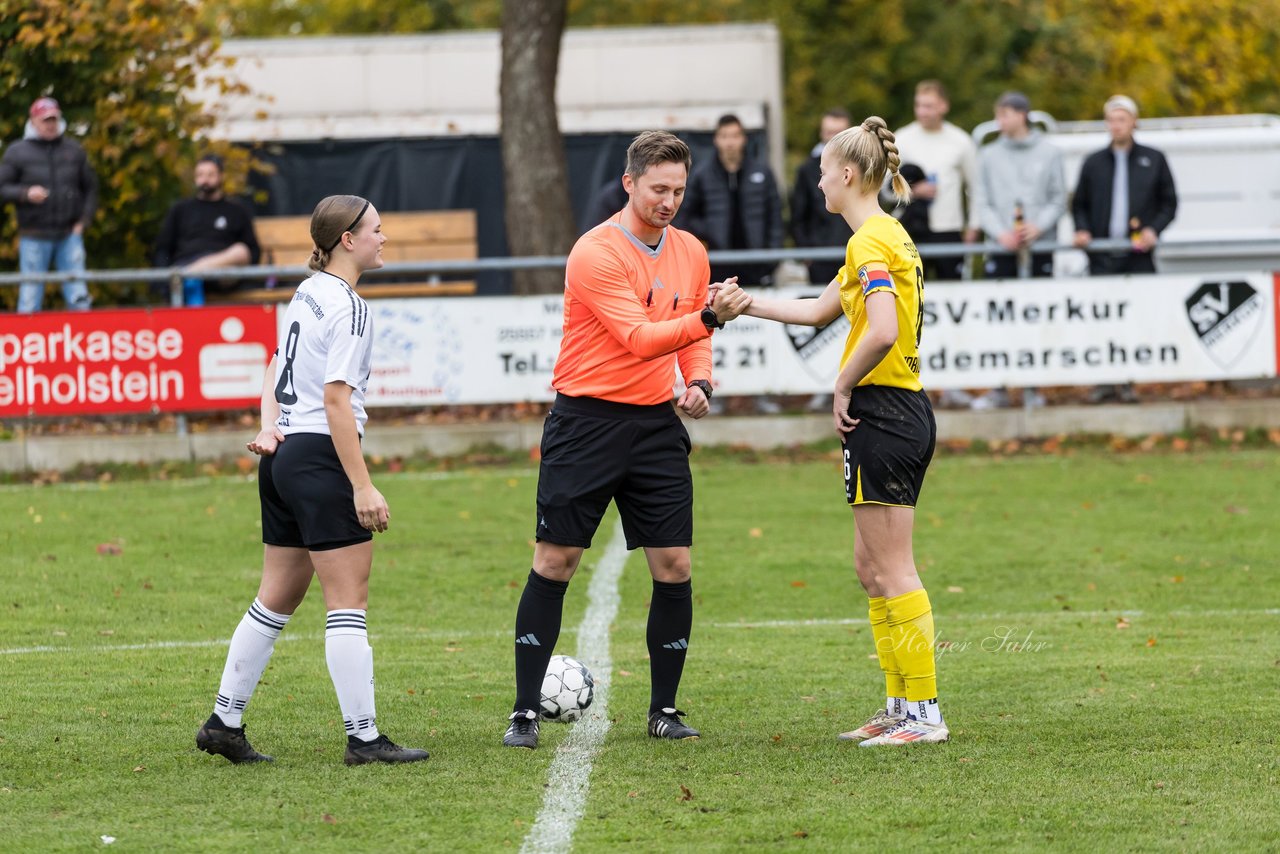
[520,519,628,854]
[6,607,1274,658]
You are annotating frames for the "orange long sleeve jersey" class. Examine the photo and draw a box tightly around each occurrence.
[552,217,714,404]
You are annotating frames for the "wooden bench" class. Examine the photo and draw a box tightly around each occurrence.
[220,209,479,302]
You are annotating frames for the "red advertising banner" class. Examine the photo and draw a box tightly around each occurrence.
[0,306,277,417]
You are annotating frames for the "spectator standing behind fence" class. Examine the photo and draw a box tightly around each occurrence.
[679,114,784,287]
[1072,94,1178,404]
[1071,95,1177,276]
[153,154,261,307]
[791,108,853,284]
[974,91,1065,280]
[893,81,980,281]
[971,92,1065,410]
[0,97,97,314]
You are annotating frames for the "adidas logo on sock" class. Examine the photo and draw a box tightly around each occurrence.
[662,638,688,650]
[515,633,541,646]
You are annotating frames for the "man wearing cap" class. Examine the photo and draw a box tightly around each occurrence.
[0,97,99,313]
[973,90,1066,281]
[153,154,261,306]
[1071,94,1178,276]
[971,91,1066,410]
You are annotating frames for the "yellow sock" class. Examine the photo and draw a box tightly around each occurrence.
[868,596,906,699]
[886,588,937,703]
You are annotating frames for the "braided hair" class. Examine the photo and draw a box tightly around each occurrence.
[826,116,913,205]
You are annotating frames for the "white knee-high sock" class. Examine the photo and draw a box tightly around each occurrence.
[325,609,379,742]
[213,599,291,728]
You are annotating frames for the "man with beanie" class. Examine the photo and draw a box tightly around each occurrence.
[973,91,1066,280]
[971,92,1065,409]
[1071,94,1178,276]
[0,97,98,313]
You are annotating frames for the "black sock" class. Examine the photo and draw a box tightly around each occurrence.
[647,579,693,714]
[513,569,569,713]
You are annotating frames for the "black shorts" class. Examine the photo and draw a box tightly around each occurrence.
[842,385,936,508]
[259,432,372,551]
[536,394,693,550]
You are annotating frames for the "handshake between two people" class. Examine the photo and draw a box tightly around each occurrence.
[705,276,752,323]
[676,277,753,421]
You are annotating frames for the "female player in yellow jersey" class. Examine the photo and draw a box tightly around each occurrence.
[743,116,946,745]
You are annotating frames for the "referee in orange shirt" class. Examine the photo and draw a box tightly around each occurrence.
[503,131,751,749]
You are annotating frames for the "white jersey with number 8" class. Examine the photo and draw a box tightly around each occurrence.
[272,271,372,437]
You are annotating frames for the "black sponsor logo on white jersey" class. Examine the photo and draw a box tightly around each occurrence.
[1184,280,1263,369]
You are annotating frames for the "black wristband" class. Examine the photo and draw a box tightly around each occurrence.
[701,307,723,330]
[689,379,713,400]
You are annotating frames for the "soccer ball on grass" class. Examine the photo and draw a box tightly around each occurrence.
[540,654,594,722]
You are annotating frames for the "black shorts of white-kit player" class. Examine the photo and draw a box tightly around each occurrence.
[842,385,937,507]
[259,433,371,550]
[535,393,693,550]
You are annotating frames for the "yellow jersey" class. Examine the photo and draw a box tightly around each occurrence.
[837,214,924,391]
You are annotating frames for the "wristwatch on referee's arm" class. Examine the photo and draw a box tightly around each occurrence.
[688,379,713,400]
[700,307,724,330]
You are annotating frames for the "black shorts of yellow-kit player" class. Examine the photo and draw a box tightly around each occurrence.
[841,385,936,508]
[535,393,693,550]
[259,432,372,550]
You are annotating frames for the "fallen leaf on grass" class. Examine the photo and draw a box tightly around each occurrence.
[678,785,693,802]
[322,813,337,825]
[793,830,809,838]
[1224,505,1248,515]
[627,791,638,798]
[1146,637,1157,647]
[946,586,964,593]
[771,734,783,743]
[790,580,806,588]
[132,766,145,773]
[748,527,763,538]
[1115,617,1131,630]
[1153,781,1165,790]
[96,543,122,556]
[617,670,633,677]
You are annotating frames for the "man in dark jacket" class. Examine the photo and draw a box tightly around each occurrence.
[678,114,783,286]
[790,108,852,284]
[0,97,98,313]
[1071,94,1177,275]
[153,154,261,306]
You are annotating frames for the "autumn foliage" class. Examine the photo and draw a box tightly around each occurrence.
[0,0,246,304]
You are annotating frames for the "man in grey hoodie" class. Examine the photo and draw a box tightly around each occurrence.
[974,91,1065,279]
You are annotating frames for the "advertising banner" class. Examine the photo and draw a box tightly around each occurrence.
[1,306,276,417]
[5,271,1275,415]
[359,272,1278,404]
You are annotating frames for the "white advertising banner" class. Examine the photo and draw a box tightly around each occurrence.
[342,271,1278,406]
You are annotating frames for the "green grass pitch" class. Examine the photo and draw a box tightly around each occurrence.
[1,447,1277,851]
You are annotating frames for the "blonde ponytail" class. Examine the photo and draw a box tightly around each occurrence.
[826,116,912,205]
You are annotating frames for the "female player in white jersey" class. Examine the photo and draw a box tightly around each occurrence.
[196,195,429,766]
[742,117,948,746]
